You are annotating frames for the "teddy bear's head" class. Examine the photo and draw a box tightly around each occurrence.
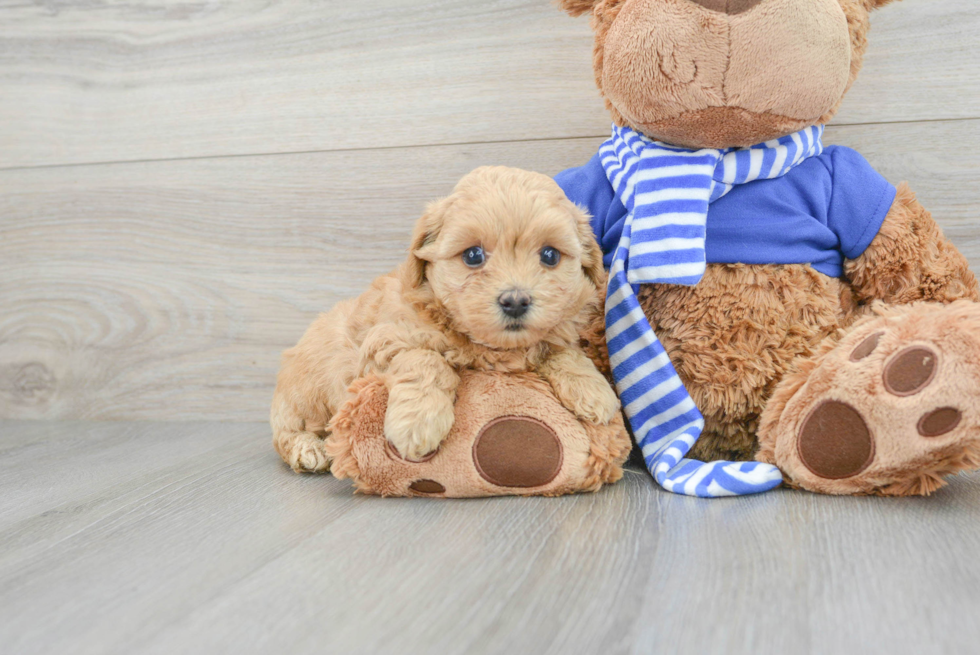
[558,0,896,149]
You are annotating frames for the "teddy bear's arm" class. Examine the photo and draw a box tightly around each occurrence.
[844,183,980,305]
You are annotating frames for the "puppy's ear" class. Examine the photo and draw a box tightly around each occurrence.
[570,202,606,291]
[864,0,898,9]
[556,0,599,17]
[407,196,452,289]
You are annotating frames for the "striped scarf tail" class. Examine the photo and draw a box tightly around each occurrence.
[605,223,784,497]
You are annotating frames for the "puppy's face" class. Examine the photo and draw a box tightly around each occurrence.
[410,167,604,350]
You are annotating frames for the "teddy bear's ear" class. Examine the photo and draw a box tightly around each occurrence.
[555,0,599,17]
[406,196,452,289]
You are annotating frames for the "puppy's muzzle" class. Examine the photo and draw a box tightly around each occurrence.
[498,290,532,320]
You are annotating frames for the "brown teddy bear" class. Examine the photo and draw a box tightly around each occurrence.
[555,0,980,496]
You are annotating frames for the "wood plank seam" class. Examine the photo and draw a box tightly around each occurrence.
[2,117,978,174]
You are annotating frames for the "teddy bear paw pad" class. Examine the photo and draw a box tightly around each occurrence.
[384,439,438,463]
[797,400,874,480]
[767,302,980,495]
[472,417,563,488]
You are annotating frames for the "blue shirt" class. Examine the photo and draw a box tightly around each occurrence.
[555,145,897,278]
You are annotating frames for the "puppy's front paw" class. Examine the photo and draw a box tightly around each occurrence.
[384,385,456,460]
[553,373,620,425]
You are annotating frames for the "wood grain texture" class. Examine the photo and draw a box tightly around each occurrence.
[1,420,979,655]
[2,120,979,422]
[0,0,977,169]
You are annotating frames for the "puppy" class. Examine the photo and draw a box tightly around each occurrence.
[271,166,620,473]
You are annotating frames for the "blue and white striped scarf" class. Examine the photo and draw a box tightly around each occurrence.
[601,124,824,497]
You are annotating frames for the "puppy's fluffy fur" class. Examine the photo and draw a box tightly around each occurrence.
[271,166,620,472]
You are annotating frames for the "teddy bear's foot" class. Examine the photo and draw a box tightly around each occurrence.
[758,300,980,496]
[325,371,631,498]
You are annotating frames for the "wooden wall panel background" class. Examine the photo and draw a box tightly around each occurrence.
[0,0,977,169]
[1,0,979,422]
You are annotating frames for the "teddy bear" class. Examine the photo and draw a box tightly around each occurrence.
[552,0,980,496]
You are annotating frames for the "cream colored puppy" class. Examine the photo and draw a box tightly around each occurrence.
[271,166,620,473]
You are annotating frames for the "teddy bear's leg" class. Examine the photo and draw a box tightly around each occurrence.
[757,300,980,495]
[758,187,980,495]
[327,372,630,497]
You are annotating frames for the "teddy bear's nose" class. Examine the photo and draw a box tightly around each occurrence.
[689,0,763,15]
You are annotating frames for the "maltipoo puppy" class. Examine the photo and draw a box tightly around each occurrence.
[271,166,620,473]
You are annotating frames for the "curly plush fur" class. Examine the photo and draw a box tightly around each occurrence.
[562,0,980,495]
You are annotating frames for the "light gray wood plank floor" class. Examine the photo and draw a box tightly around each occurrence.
[2,420,979,655]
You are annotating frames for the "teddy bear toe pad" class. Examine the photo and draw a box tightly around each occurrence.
[763,301,980,496]
[408,479,446,494]
[882,345,939,396]
[918,408,962,438]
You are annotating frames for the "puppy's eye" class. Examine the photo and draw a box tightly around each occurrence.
[540,246,561,268]
[462,246,485,268]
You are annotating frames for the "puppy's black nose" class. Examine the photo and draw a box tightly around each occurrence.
[498,291,532,319]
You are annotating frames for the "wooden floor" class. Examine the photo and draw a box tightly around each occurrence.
[2,420,979,655]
